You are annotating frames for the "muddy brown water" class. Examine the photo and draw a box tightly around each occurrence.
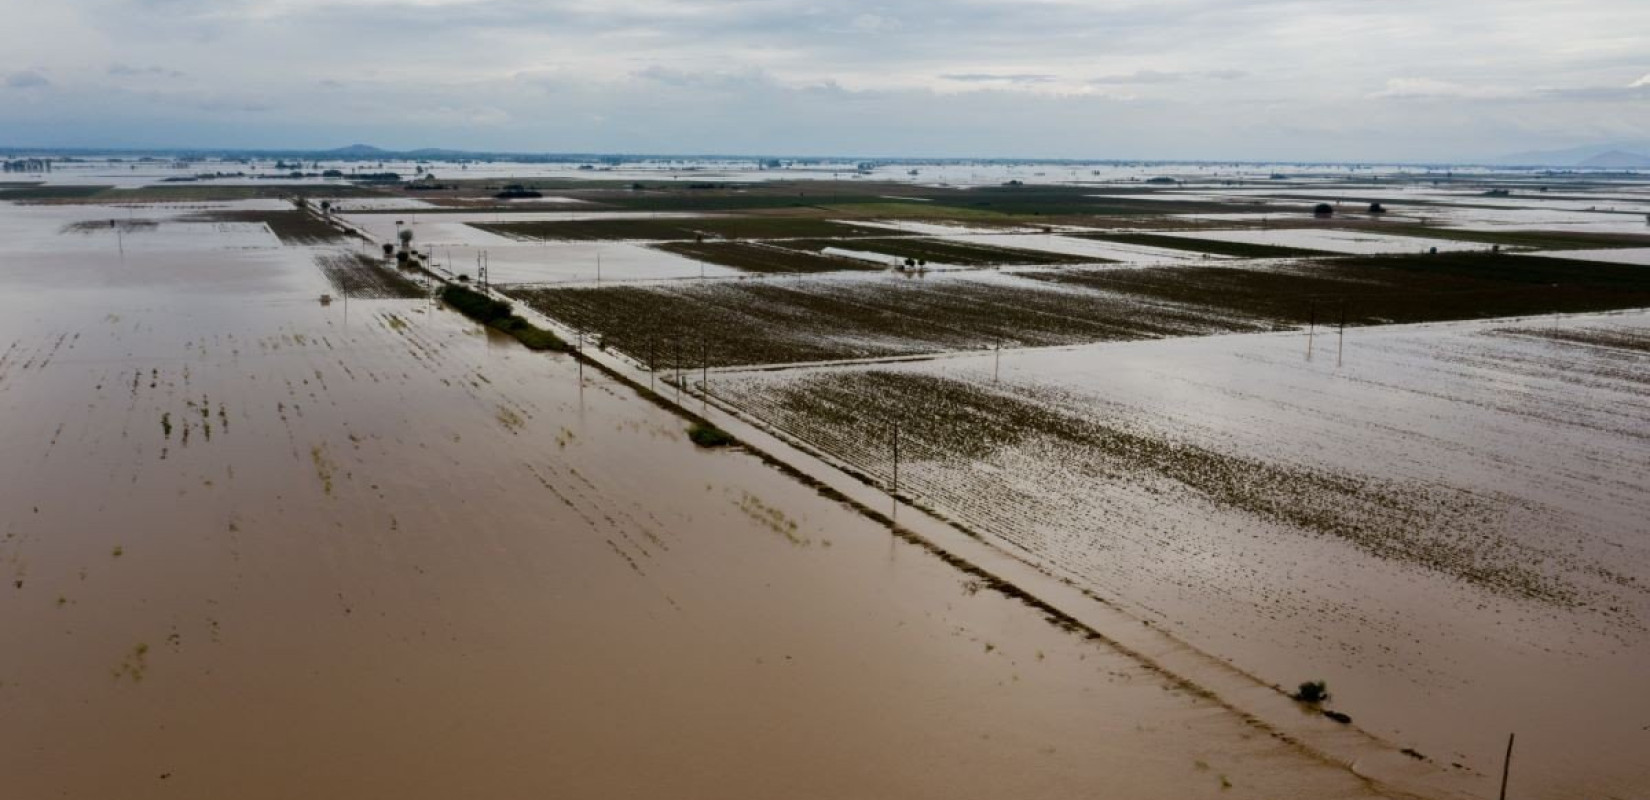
[0,201,1404,798]
[713,319,1650,800]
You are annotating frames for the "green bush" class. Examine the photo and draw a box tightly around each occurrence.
[440,284,568,352]
[687,421,736,448]
[1293,680,1329,704]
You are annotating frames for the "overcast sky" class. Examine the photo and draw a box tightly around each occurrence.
[2,0,1647,161]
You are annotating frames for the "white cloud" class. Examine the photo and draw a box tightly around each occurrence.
[1369,77,1529,100]
[1630,73,1650,88]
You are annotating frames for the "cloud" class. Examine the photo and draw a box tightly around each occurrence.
[941,73,1057,85]
[3,0,1650,161]
[1369,77,1528,100]
[5,71,49,89]
[108,63,186,78]
[851,13,900,33]
[1089,70,1247,85]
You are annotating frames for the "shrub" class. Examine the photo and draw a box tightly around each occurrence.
[687,421,735,448]
[1293,680,1329,704]
[439,284,568,352]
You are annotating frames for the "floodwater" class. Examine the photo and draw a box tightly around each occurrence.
[714,315,1650,799]
[0,199,1418,798]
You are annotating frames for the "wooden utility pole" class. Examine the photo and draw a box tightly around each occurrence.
[994,337,1002,383]
[1499,733,1515,800]
[891,424,901,496]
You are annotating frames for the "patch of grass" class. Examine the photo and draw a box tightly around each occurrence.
[1077,232,1337,258]
[61,218,161,234]
[0,185,110,200]
[439,284,570,352]
[1028,251,1650,327]
[1377,226,1650,251]
[187,210,346,244]
[474,215,876,242]
[510,273,1263,367]
[784,236,1097,265]
[654,240,877,273]
[1491,325,1650,354]
[687,421,736,448]
[314,252,424,298]
[103,184,380,202]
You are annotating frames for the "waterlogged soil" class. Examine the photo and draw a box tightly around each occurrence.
[1025,252,1650,327]
[711,317,1650,799]
[510,272,1269,367]
[472,216,878,242]
[1078,232,1337,259]
[0,199,1409,798]
[781,236,1097,266]
[652,240,878,274]
[313,250,429,298]
[184,209,349,245]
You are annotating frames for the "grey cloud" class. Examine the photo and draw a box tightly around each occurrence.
[5,71,50,89]
[5,0,1649,161]
[109,63,185,78]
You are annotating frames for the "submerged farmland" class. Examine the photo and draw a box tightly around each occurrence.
[6,158,1650,800]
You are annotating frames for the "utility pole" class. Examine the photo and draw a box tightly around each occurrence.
[700,337,708,407]
[891,424,901,496]
[994,337,1002,384]
[673,339,682,403]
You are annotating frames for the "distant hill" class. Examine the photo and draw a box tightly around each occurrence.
[1496,141,1650,167]
[1577,150,1650,169]
[321,144,391,157]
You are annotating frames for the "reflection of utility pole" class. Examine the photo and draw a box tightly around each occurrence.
[1306,301,1316,360]
[1338,299,1347,367]
[1498,733,1515,800]
[596,251,602,284]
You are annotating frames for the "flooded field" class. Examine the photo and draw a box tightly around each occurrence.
[7,162,1650,799]
[710,316,1650,799]
[0,192,1446,799]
